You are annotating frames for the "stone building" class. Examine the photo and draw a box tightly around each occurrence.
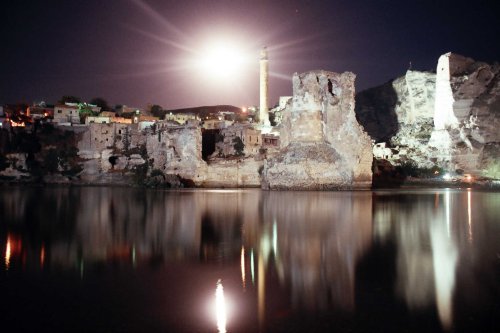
[215,123,262,157]
[53,103,101,125]
[165,112,200,124]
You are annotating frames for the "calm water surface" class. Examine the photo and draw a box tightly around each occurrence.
[0,187,498,332]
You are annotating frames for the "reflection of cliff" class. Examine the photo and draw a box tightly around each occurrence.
[259,192,373,310]
[372,190,488,330]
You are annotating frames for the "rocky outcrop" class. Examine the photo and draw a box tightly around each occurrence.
[356,70,437,168]
[76,122,207,185]
[263,70,373,190]
[429,53,500,174]
[357,53,500,178]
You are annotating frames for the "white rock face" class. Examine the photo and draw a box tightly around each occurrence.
[357,52,500,177]
[263,70,373,190]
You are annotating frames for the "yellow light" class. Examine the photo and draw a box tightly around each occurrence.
[5,236,12,270]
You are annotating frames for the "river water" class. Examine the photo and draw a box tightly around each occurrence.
[0,187,498,332]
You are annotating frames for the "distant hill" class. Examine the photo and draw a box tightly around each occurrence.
[165,105,243,118]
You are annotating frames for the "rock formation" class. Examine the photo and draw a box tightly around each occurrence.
[356,70,437,167]
[356,52,500,178]
[77,122,207,185]
[262,70,373,190]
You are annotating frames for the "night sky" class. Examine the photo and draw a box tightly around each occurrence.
[1,0,499,109]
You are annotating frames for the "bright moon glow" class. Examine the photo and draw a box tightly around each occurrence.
[197,42,247,79]
[215,279,227,333]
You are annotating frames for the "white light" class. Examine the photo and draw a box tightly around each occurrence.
[196,41,247,79]
[443,173,451,181]
[215,280,227,333]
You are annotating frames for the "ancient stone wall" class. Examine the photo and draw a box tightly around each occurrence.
[202,158,262,188]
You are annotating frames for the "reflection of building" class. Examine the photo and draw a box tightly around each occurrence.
[257,192,373,311]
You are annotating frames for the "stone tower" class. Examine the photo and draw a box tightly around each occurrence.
[259,47,270,126]
[262,70,373,190]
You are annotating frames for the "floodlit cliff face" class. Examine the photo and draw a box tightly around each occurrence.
[263,70,373,190]
[357,53,500,177]
[429,53,500,175]
[356,70,437,167]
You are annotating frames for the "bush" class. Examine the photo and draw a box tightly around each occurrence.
[232,137,244,156]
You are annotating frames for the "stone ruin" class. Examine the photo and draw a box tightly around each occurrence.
[262,70,373,190]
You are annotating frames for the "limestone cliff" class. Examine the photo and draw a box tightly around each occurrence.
[263,70,373,190]
[356,53,500,178]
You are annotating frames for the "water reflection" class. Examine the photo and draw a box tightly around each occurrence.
[0,187,498,332]
[372,189,498,331]
[215,279,227,333]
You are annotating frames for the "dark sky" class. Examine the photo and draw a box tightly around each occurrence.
[1,0,499,109]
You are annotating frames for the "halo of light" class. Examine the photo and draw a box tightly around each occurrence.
[195,41,248,80]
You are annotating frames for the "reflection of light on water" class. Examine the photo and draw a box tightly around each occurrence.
[132,245,136,267]
[5,235,12,270]
[4,234,21,271]
[467,190,473,243]
[431,200,458,331]
[241,247,246,290]
[272,221,278,256]
[445,190,451,237]
[40,245,45,268]
[215,279,227,333]
[250,249,255,285]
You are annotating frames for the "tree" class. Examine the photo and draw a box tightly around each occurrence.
[77,103,98,123]
[58,96,81,104]
[89,97,111,111]
[233,136,245,156]
[150,104,166,119]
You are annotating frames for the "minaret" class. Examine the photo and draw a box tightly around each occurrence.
[259,47,270,126]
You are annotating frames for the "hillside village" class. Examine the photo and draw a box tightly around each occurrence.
[0,97,287,187]
[1,52,500,189]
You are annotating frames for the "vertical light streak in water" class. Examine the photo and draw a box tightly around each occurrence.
[445,190,451,237]
[40,244,45,268]
[132,245,137,268]
[272,221,278,256]
[241,247,246,290]
[467,190,473,243]
[250,249,255,285]
[258,253,265,331]
[431,190,458,330]
[215,280,227,333]
[5,235,11,270]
